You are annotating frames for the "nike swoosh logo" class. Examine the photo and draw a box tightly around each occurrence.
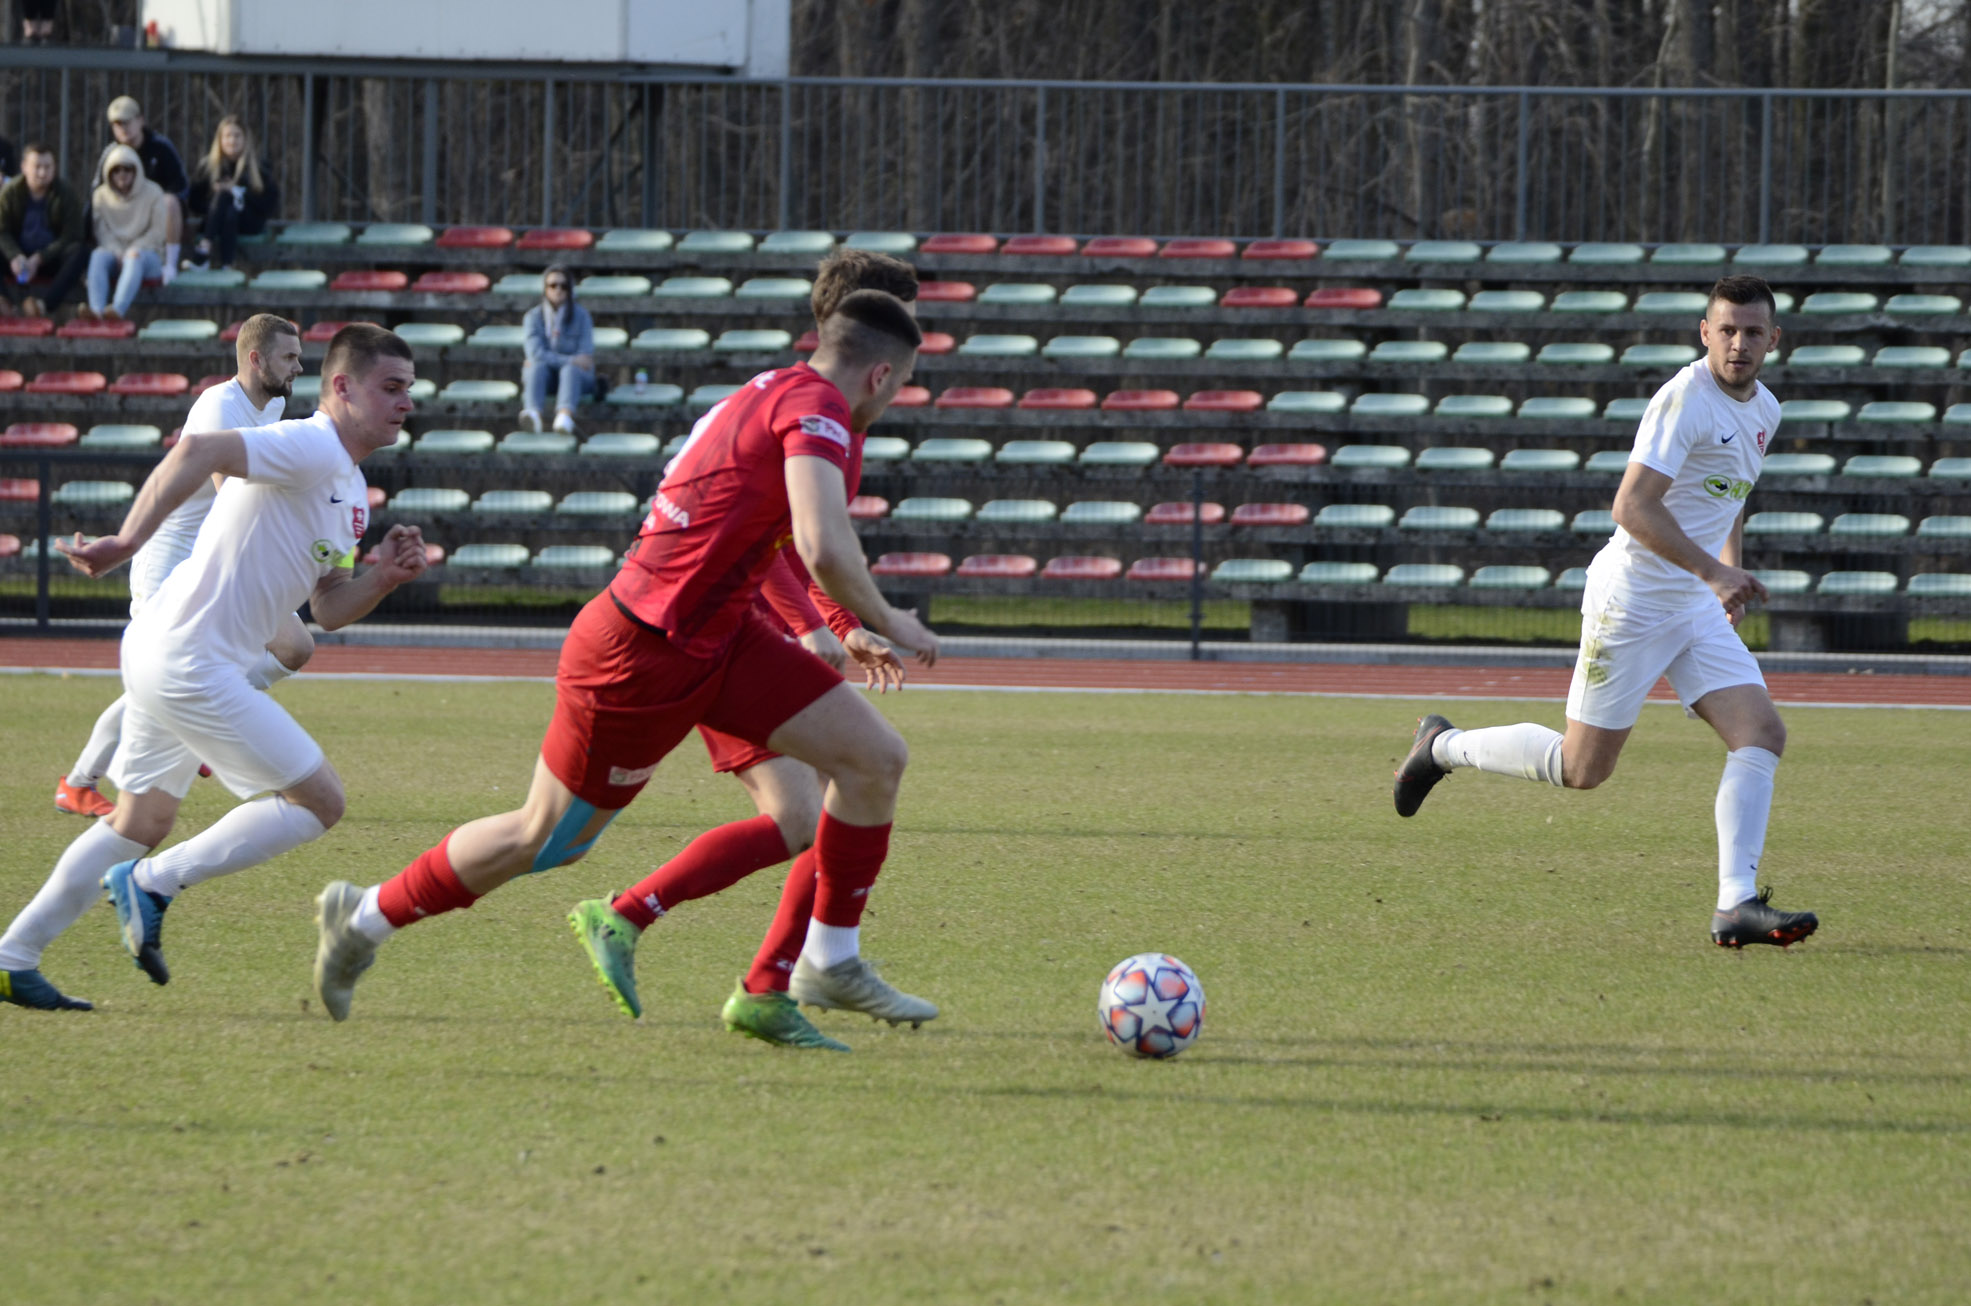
[1720,434,1736,444]
[329,495,344,503]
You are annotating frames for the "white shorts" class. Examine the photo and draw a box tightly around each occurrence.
[111,643,324,801]
[1564,583,1766,730]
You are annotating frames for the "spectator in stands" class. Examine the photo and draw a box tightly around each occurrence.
[96,97,187,277]
[0,134,17,185]
[0,143,88,319]
[19,0,58,44]
[82,145,172,321]
[186,116,278,270]
[519,264,595,433]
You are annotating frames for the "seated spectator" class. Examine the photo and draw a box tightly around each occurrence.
[520,264,596,433]
[186,115,278,269]
[82,145,172,321]
[0,143,88,319]
[0,133,17,185]
[19,0,57,44]
[96,96,188,275]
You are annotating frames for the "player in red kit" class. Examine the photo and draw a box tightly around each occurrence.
[312,290,938,1049]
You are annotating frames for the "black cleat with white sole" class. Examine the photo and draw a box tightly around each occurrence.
[1711,886,1819,949]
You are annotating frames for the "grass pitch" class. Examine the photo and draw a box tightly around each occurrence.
[2,672,1967,1305]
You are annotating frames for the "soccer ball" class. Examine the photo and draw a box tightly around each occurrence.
[1098,952,1205,1059]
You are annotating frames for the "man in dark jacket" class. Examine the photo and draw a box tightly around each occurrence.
[96,96,187,277]
[1,143,88,317]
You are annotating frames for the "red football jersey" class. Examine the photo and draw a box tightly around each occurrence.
[611,364,855,656]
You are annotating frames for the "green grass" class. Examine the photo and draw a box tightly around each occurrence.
[3,675,1968,1305]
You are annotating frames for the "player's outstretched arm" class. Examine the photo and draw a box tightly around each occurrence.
[58,429,250,577]
[786,454,938,667]
[308,524,430,630]
[1612,462,1767,612]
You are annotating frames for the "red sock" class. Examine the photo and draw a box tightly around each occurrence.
[811,811,890,928]
[745,851,817,993]
[375,833,479,928]
[611,814,790,931]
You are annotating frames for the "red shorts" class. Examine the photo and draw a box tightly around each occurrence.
[698,725,781,775]
[540,594,842,808]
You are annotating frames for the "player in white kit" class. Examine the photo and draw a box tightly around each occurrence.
[1391,276,1820,950]
[0,325,430,1011]
[54,314,316,817]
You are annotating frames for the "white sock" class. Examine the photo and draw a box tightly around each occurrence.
[1715,747,1779,911]
[0,822,149,970]
[351,884,397,943]
[245,648,297,691]
[67,695,126,788]
[801,921,859,971]
[164,241,181,271]
[134,797,328,898]
[1432,723,1566,787]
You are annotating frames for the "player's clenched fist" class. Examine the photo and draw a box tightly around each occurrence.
[373,523,430,584]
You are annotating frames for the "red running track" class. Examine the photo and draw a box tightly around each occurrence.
[3,638,1967,707]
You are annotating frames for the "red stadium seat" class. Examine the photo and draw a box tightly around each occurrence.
[1081,236,1158,258]
[1160,238,1237,259]
[0,533,19,559]
[1144,502,1225,525]
[303,321,369,342]
[25,371,106,395]
[921,234,998,255]
[0,369,21,392]
[916,281,976,303]
[1221,286,1297,308]
[1018,387,1096,411]
[917,331,956,355]
[1306,286,1383,309]
[0,317,55,337]
[367,485,388,510]
[219,320,246,342]
[1,422,79,447]
[162,427,182,448]
[110,372,190,397]
[1230,502,1311,526]
[1100,389,1179,412]
[412,271,491,294]
[0,478,40,501]
[1003,235,1078,256]
[1244,239,1320,260]
[57,317,136,339]
[848,495,889,520]
[889,386,931,408]
[1248,443,1329,467]
[1163,442,1244,468]
[331,269,409,292]
[1127,556,1202,580]
[517,228,595,251]
[870,552,952,577]
[1042,555,1123,580]
[1185,390,1264,414]
[437,225,515,249]
[795,329,820,353]
[190,374,232,397]
[935,386,1014,409]
[957,554,1039,578]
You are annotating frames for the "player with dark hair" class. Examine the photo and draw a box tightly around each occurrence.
[1392,275,1819,949]
[1,325,429,1010]
[313,291,939,1049]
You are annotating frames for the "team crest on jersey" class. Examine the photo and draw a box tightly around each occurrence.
[799,414,851,448]
[1755,429,1768,453]
[352,506,367,538]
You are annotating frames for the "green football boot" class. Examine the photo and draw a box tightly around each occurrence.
[720,980,850,1052]
[568,898,642,1019]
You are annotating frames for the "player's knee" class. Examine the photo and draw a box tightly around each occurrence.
[273,623,316,672]
[297,788,345,829]
[1761,715,1788,757]
[1563,755,1616,790]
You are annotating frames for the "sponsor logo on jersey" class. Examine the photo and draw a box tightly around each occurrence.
[608,763,658,786]
[798,414,851,448]
[311,538,339,563]
[648,491,690,529]
[1703,475,1753,500]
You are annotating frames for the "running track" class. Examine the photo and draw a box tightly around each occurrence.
[5,638,1967,707]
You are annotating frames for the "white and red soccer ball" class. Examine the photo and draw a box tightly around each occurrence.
[1098,952,1205,1059]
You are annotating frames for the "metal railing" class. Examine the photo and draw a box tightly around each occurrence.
[7,48,1971,244]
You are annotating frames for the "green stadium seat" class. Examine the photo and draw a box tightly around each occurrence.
[1399,505,1480,530]
[1485,509,1565,532]
[137,319,218,342]
[1350,394,1429,418]
[1569,242,1645,264]
[1206,338,1285,361]
[1584,450,1633,473]
[1830,513,1910,537]
[1843,454,1922,478]
[1061,284,1138,307]
[653,276,731,298]
[580,433,662,457]
[1885,293,1962,314]
[760,231,835,254]
[1518,397,1597,420]
[844,232,916,254]
[416,429,495,454]
[1762,453,1836,475]
[1858,401,1935,424]
[1062,501,1143,525]
[357,223,436,246]
[1930,457,1971,476]
[862,436,910,461]
[1918,515,1971,537]
[1537,342,1615,365]
[1486,242,1563,264]
[1415,445,1496,471]
[1451,342,1531,364]
[735,277,812,302]
[288,376,322,402]
[437,379,520,404]
[1572,509,1617,534]
[534,545,618,569]
[1817,570,1898,596]
[473,489,552,514]
[1909,573,1971,595]
[1384,563,1463,586]
[633,328,712,352]
[277,222,352,245]
[714,329,793,352]
[557,491,640,517]
[1043,335,1122,358]
[1873,346,1949,368]
[596,229,675,252]
[1406,240,1481,262]
[1734,243,1809,265]
[1431,397,1511,420]
[996,440,1077,465]
[1387,288,1466,311]
[1947,406,1971,426]
[170,267,247,290]
[450,543,530,568]
[978,282,1058,305]
[605,382,685,408]
[591,327,629,349]
[1816,244,1892,265]
[1801,291,1878,314]
[250,269,327,291]
[492,273,547,295]
[1140,285,1217,308]
[1313,503,1395,528]
[1745,511,1824,535]
[1500,448,1580,472]
[1550,290,1627,313]
[1267,391,1347,413]
[395,322,465,348]
[78,424,161,449]
[1556,567,1590,589]
[1212,558,1293,582]
[580,275,654,297]
[1651,243,1726,263]
[686,384,741,413]
[958,334,1040,357]
[389,488,468,513]
[1471,565,1553,589]
[1368,340,1448,364]
[1753,569,1811,594]
[1899,245,1971,266]
[660,434,689,457]
[678,230,755,254]
[1469,290,1544,312]
[1123,337,1203,361]
[1786,345,1864,368]
[893,497,973,522]
[1621,344,1699,366]
[1299,561,1380,584]
[1330,443,1411,468]
[499,431,576,455]
[975,499,1058,524]
[1634,292,1707,314]
[1779,398,1851,421]
[1079,442,1160,466]
[1321,239,1400,260]
[911,438,993,463]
